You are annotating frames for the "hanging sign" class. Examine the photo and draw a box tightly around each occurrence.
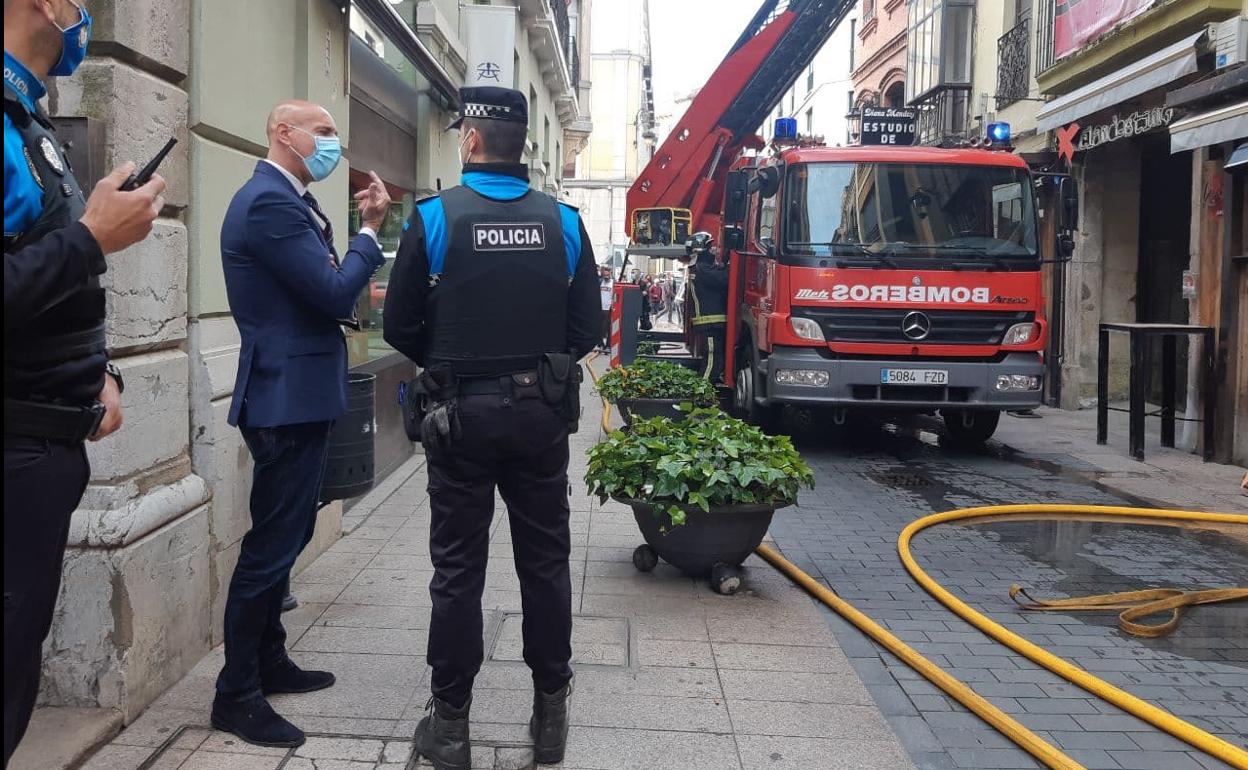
[860,107,917,146]
[463,5,516,87]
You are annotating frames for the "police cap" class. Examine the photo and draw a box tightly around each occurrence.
[447,86,529,130]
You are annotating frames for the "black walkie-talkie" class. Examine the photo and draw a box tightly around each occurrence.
[120,137,177,191]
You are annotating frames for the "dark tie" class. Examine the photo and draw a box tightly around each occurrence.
[302,191,340,265]
[303,191,362,330]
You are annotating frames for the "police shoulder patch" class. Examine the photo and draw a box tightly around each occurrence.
[472,222,546,252]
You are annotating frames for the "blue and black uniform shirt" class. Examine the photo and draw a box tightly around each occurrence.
[4,50,48,240]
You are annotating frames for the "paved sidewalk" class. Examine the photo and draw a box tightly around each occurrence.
[75,369,913,770]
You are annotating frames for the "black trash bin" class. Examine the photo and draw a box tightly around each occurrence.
[320,371,376,502]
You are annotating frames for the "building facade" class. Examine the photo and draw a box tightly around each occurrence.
[563,0,654,273]
[852,0,909,120]
[38,0,589,725]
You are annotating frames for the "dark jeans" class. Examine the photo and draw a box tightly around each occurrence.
[216,421,332,700]
[426,394,572,707]
[4,437,89,767]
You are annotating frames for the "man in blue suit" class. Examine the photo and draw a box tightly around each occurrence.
[215,99,390,748]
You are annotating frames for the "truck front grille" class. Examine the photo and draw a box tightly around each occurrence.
[794,308,1033,346]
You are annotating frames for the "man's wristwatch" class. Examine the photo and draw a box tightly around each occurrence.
[106,363,125,394]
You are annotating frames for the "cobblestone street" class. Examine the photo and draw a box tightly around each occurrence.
[769,411,1248,770]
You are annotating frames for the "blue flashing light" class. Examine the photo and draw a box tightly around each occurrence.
[987,122,1012,145]
[774,117,798,141]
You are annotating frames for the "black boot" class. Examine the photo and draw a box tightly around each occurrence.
[261,658,336,695]
[413,695,471,770]
[530,681,572,765]
[211,693,305,748]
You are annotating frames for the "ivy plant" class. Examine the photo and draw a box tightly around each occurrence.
[586,407,815,529]
[595,359,717,406]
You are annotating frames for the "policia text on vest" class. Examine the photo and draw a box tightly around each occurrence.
[4,12,167,764]
[382,83,600,770]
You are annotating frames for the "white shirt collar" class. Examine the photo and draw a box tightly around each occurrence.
[263,159,308,196]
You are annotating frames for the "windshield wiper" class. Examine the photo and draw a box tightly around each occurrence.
[787,242,902,269]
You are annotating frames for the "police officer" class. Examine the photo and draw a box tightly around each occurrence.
[4,1,166,764]
[685,231,729,383]
[384,86,599,770]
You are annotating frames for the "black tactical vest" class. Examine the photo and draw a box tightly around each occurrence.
[4,84,107,403]
[424,185,569,377]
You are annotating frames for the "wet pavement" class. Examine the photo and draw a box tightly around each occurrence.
[767,413,1248,770]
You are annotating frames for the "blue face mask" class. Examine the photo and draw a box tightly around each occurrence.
[49,1,92,77]
[288,125,342,182]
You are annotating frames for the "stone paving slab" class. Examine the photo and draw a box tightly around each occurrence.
[76,366,913,770]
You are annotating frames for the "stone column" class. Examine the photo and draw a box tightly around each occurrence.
[41,0,213,722]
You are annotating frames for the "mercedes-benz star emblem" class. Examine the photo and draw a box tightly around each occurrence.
[901,311,931,341]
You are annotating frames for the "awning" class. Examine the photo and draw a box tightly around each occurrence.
[1170,101,1248,153]
[1037,30,1205,133]
[1227,143,1248,171]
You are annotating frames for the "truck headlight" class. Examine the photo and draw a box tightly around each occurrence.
[1003,322,1038,345]
[776,369,830,387]
[995,375,1041,391]
[790,317,825,342]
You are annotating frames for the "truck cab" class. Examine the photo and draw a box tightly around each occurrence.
[725,145,1047,442]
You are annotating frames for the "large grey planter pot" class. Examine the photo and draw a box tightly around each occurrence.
[622,500,781,582]
[614,397,689,425]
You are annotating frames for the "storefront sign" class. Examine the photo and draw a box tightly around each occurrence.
[860,107,917,146]
[1070,107,1176,152]
[463,5,516,87]
[1054,0,1153,61]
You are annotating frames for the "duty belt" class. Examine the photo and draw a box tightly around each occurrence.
[4,398,106,443]
[458,371,540,396]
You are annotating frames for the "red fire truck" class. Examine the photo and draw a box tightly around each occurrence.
[615,0,1072,443]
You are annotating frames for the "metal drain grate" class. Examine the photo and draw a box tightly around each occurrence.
[865,469,937,488]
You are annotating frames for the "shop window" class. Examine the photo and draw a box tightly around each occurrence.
[906,0,975,103]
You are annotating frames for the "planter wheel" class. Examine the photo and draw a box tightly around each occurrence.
[711,562,742,595]
[633,544,659,573]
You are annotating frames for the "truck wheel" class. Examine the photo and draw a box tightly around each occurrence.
[942,410,1001,444]
[733,353,777,432]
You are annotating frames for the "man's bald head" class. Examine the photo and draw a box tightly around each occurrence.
[266,100,334,143]
[265,99,339,185]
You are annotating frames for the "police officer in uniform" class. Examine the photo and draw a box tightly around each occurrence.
[685,231,729,383]
[4,1,166,763]
[384,86,599,770]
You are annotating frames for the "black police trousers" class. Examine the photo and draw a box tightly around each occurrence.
[4,436,90,767]
[217,421,332,699]
[425,392,573,708]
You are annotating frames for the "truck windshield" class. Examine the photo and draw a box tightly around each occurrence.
[783,162,1039,265]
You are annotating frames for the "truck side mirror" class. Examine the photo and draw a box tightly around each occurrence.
[1059,176,1079,231]
[724,170,749,223]
[757,166,781,199]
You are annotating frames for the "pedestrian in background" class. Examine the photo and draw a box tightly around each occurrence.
[4,1,167,763]
[599,264,613,352]
[384,86,599,770]
[214,99,391,749]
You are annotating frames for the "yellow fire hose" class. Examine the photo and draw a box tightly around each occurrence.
[584,353,1248,768]
[760,505,1248,770]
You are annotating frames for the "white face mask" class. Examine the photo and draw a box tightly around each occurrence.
[457,130,474,170]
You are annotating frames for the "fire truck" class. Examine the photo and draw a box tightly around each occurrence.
[614,0,1074,443]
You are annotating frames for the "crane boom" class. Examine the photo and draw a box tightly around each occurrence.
[627,0,854,236]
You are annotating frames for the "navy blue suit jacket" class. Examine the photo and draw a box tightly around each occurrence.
[221,162,384,428]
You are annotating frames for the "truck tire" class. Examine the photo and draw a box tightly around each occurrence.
[942,409,1000,445]
[733,348,777,432]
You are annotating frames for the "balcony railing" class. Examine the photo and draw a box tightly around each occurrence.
[568,37,581,89]
[996,17,1030,109]
[549,0,580,87]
